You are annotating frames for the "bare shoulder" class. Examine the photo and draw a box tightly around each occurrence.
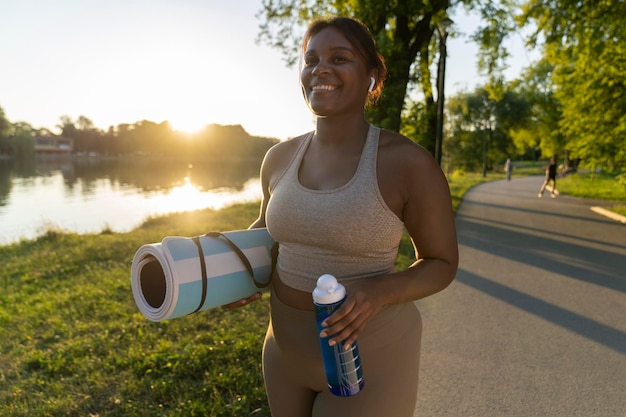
[375,129,448,219]
[264,132,307,160]
[261,131,311,185]
[378,129,439,178]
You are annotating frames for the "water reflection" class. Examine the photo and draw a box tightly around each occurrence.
[0,157,263,244]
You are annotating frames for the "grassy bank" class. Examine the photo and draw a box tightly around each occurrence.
[1,204,272,417]
[556,172,626,215]
[1,171,623,417]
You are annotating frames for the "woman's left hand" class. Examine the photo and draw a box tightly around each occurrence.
[318,284,385,350]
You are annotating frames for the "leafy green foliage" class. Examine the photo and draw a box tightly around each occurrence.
[519,0,626,170]
[467,0,516,79]
[508,59,563,159]
[255,0,625,172]
[445,84,532,171]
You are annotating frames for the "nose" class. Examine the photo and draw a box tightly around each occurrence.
[312,58,330,76]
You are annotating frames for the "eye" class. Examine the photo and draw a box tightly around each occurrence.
[332,55,349,64]
[304,55,319,67]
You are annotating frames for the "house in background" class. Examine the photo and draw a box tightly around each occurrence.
[34,136,73,156]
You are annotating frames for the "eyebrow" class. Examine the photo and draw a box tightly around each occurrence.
[304,45,354,55]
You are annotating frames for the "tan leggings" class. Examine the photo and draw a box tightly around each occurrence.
[263,291,422,417]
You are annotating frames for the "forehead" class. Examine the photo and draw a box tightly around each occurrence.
[304,27,354,53]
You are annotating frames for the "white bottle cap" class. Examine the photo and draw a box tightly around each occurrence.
[312,274,346,304]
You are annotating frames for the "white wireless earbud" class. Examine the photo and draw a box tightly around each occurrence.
[368,76,376,93]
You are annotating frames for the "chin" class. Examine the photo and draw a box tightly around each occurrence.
[311,111,332,119]
[308,106,332,118]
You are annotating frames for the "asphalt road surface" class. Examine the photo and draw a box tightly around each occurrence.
[414,176,626,417]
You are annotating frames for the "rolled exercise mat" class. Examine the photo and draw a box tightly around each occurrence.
[131,228,275,321]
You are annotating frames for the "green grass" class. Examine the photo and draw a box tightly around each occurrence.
[557,171,626,201]
[1,206,271,417]
[557,171,626,215]
[608,205,626,216]
[1,169,624,416]
[447,171,505,211]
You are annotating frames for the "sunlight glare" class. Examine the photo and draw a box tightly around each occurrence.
[169,116,208,135]
[149,178,262,214]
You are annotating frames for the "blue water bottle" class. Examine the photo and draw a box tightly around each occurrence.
[312,274,364,396]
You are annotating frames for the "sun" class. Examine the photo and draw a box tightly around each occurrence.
[169,117,208,135]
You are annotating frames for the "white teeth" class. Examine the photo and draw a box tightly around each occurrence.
[312,85,336,91]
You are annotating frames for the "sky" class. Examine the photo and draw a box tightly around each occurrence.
[0,0,540,141]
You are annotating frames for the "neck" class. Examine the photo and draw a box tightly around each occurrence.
[314,115,369,146]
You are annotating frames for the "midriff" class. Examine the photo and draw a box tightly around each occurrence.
[272,270,315,311]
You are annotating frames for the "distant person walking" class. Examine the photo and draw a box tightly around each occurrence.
[504,158,514,181]
[538,157,558,198]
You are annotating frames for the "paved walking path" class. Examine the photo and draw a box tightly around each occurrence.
[414,176,626,417]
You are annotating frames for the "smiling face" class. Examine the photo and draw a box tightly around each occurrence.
[300,27,373,118]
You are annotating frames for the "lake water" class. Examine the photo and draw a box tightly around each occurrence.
[0,157,262,245]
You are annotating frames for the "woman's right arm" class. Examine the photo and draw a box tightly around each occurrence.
[222,147,276,309]
[223,138,297,309]
[249,142,281,229]
[249,136,303,229]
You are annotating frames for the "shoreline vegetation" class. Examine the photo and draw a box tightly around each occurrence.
[1,170,624,416]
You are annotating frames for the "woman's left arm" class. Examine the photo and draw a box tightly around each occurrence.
[320,142,459,349]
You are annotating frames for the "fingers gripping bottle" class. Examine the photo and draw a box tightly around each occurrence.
[312,274,364,396]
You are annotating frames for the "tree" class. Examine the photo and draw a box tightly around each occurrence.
[190,124,277,160]
[446,91,485,171]
[58,115,79,150]
[446,83,531,172]
[467,0,517,83]
[129,120,175,156]
[507,59,562,161]
[0,106,11,154]
[57,115,106,154]
[256,0,509,155]
[10,122,36,159]
[518,0,626,170]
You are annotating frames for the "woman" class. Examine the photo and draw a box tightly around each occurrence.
[538,156,558,197]
[228,16,458,417]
